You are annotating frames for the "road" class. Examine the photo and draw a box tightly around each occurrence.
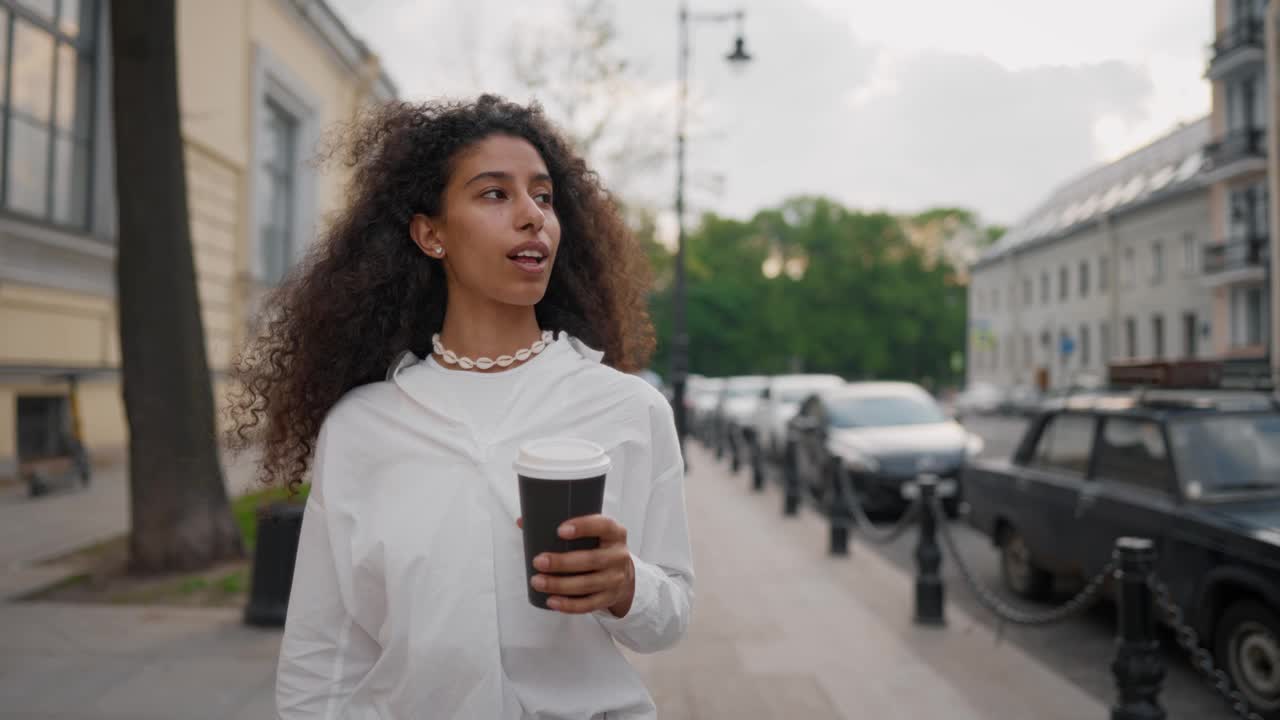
[722,415,1237,720]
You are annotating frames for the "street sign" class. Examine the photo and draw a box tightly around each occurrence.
[1059,334,1075,357]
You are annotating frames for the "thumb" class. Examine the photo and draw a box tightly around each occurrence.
[516,517,523,529]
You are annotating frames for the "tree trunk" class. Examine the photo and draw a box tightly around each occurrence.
[110,0,243,574]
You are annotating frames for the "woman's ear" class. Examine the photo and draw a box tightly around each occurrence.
[410,214,446,258]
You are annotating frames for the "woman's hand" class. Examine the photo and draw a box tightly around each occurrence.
[517,514,636,617]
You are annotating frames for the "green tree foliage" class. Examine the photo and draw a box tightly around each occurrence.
[650,197,967,390]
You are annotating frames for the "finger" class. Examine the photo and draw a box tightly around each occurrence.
[533,568,624,597]
[516,517,523,529]
[548,590,615,615]
[534,545,628,574]
[558,514,626,543]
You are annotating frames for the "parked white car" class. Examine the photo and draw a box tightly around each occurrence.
[752,374,846,459]
[718,375,769,471]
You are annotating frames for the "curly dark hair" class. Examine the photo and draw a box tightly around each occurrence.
[226,95,656,490]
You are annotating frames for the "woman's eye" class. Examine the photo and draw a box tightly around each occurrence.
[535,192,553,205]
[481,188,506,200]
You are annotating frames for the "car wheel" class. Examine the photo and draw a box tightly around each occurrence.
[1216,600,1280,718]
[999,526,1053,601]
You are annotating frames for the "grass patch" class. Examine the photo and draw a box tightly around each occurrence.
[232,483,310,552]
[30,483,308,608]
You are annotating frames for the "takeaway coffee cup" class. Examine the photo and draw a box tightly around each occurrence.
[514,437,611,610]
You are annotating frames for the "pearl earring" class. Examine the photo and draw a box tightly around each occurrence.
[432,247,444,256]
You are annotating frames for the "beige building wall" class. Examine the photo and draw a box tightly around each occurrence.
[1,0,394,477]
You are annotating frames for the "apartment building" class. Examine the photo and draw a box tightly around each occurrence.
[968,120,1214,391]
[0,0,396,475]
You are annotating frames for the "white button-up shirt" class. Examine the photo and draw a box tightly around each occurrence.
[276,334,694,719]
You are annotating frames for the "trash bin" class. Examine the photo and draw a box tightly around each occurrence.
[243,501,304,628]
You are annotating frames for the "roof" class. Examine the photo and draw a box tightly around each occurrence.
[974,117,1210,270]
[1045,389,1279,416]
[293,0,399,101]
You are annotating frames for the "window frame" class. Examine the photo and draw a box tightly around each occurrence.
[249,44,320,285]
[0,0,100,232]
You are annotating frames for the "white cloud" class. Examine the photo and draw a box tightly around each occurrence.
[327,0,1212,226]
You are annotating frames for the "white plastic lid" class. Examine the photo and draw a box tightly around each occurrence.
[513,437,611,480]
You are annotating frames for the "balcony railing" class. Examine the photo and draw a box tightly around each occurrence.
[1203,235,1271,275]
[1204,128,1267,172]
[1213,19,1264,59]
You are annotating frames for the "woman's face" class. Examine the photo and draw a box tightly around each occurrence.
[413,134,562,309]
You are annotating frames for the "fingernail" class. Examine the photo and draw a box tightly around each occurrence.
[534,555,549,570]
[548,598,561,610]
[531,575,546,591]
[559,524,575,538]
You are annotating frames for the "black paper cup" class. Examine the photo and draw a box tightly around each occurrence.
[514,438,611,609]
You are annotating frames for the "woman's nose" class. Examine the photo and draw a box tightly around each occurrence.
[516,194,545,233]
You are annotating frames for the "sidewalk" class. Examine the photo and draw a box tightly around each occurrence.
[0,442,1107,719]
[0,452,262,600]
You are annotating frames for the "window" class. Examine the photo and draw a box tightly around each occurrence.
[1122,247,1135,288]
[0,1,98,229]
[1231,285,1270,348]
[1151,241,1164,285]
[993,288,999,311]
[1100,321,1110,364]
[1094,417,1174,495]
[1080,324,1091,367]
[1183,312,1198,358]
[1040,271,1050,304]
[1125,317,1137,359]
[1059,265,1069,300]
[1078,260,1090,298]
[1028,413,1094,475]
[1182,233,1196,274]
[1099,255,1110,292]
[1058,329,1070,368]
[1023,277,1032,305]
[1022,333,1032,370]
[1152,314,1165,359]
[258,99,299,283]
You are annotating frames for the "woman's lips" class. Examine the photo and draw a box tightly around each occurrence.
[510,255,549,274]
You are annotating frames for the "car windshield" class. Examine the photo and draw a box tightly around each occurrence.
[827,395,946,428]
[727,383,766,398]
[1168,413,1280,497]
[778,386,835,403]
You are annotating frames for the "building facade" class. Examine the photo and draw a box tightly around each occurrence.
[0,0,395,476]
[968,120,1214,391]
[1206,0,1272,375]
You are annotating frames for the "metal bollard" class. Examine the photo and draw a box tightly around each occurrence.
[782,450,801,516]
[243,501,305,628]
[912,475,945,626]
[1110,537,1166,720]
[751,443,766,493]
[828,464,851,556]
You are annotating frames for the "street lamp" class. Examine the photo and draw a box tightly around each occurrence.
[671,3,752,451]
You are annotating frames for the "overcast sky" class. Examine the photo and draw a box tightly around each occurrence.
[328,0,1212,228]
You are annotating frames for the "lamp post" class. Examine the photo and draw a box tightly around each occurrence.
[671,3,752,449]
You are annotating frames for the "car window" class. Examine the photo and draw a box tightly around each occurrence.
[1168,413,1280,497]
[1029,413,1094,475]
[1094,417,1174,495]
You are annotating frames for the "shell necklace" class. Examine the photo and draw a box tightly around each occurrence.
[431,330,554,371]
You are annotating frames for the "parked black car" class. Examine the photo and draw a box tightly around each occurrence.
[785,382,984,517]
[964,387,1280,717]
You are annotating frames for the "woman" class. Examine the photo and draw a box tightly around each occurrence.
[228,95,693,719]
